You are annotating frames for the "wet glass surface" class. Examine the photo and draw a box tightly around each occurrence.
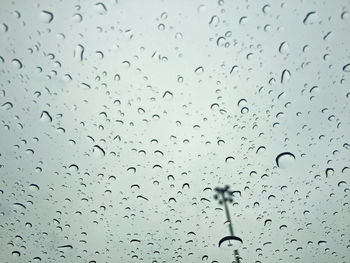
[1,0,350,262]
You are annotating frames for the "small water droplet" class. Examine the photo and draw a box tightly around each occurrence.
[11,58,23,69]
[241,107,249,114]
[0,23,8,32]
[29,184,40,191]
[95,2,107,15]
[162,91,173,100]
[239,16,248,25]
[279,41,289,54]
[93,145,105,157]
[318,240,327,246]
[40,111,52,122]
[72,13,83,23]
[209,15,220,27]
[343,63,350,72]
[40,10,54,24]
[281,69,291,84]
[74,44,84,62]
[325,168,334,177]
[194,66,204,75]
[262,4,271,14]
[303,11,318,25]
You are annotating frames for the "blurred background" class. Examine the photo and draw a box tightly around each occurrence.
[0,0,350,262]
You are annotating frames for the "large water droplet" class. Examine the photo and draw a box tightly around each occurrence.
[1,101,13,110]
[12,251,21,257]
[275,152,296,168]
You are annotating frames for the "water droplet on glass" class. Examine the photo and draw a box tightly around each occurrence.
[74,44,85,62]
[40,10,54,23]
[29,184,40,191]
[194,66,204,75]
[11,58,22,69]
[93,145,105,157]
[281,69,291,84]
[95,2,107,15]
[40,111,52,122]
[343,63,350,72]
[72,13,83,23]
[279,41,289,54]
[303,11,318,25]
[209,15,220,27]
[1,102,13,110]
[275,152,296,168]
[12,251,21,257]
[162,91,173,100]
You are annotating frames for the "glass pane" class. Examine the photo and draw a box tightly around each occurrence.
[1,0,349,262]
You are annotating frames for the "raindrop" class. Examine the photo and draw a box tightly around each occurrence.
[241,107,249,114]
[209,15,220,27]
[318,240,327,246]
[162,91,173,100]
[281,69,291,84]
[0,23,8,32]
[237,98,247,107]
[275,152,295,168]
[158,23,165,31]
[13,202,26,210]
[225,156,235,163]
[95,2,107,15]
[239,16,248,24]
[40,111,52,122]
[1,102,13,110]
[74,44,84,62]
[127,167,136,174]
[72,13,83,23]
[57,244,73,249]
[194,66,204,75]
[303,11,318,25]
[11,58,23,69]
[218,235,243,249]
[29,184,40,191]
[210,103,219,110]
[264,219,272,226]
[40,10,54,23]
[262,4,271,14]
[325,168,334,177]
[343,63,350,72]
[279,41,289,54]
[93,145,105,157]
